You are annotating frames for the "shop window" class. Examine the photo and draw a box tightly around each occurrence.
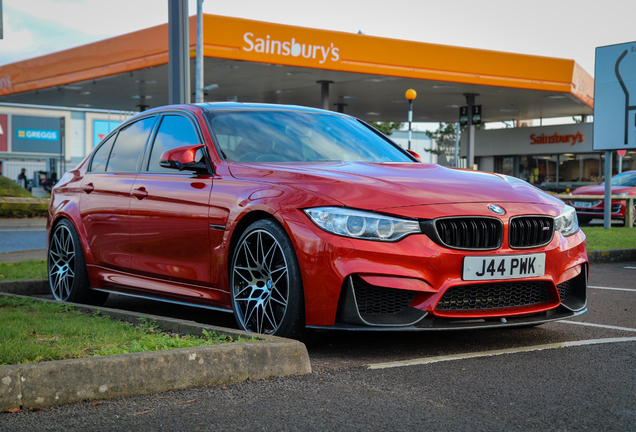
[561,154,600,187]
[495,157,514,176]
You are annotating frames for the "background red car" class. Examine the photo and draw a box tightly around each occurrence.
[570,170,636,226]
[47,103,588,338]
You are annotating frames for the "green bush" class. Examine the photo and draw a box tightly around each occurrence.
[0,207,48,218]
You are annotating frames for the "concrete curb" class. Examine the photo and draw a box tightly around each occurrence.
[587,248,636,264]
[0,279,49,295]
[0,292,311,411]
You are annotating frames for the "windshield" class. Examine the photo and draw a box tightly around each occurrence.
[610,171,636,187]
[206,111,413,163]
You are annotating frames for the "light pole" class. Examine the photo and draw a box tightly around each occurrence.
[168,0,190,105]
[405,89,417,150]
[195,0,204,103]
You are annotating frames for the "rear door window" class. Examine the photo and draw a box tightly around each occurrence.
[89,134,116,172]
[106,116,156,172]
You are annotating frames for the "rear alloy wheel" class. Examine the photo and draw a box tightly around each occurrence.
[230,219,304,338]
[48,219,108,305]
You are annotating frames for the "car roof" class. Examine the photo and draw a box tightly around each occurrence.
[195,102,346,116]
[121,102,353,130]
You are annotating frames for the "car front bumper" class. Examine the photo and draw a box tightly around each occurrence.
[285,206,589,330]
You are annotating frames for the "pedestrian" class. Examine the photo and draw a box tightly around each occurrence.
[18,168,28,189]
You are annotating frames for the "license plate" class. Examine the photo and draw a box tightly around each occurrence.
[463,253,546,281]
[573,201,592,208]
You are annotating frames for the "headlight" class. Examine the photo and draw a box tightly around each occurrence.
[554,205,579,237]
[304,207,421,241]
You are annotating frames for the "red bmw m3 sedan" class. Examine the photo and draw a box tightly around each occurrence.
[47,103,588,338]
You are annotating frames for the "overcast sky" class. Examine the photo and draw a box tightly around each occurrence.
[1,0,634,75]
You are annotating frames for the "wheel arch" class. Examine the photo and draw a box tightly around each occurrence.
[227,209,286,274]
[48,203,96,267]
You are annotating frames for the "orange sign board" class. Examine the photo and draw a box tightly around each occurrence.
[0,14,594,108]
[202,15,590,98]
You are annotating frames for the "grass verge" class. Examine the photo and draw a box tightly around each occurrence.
[0,259,47,281]
[0,296,250,366]
[580,226,636,250]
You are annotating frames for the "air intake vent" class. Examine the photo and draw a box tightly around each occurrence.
[557,279,572,302]
[436,281,549,311]
[509,216,554,248]
[352,279,414,315]
[434,218,503,250]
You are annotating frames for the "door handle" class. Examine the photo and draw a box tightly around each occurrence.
[82,183,94,193]
[131,187,148,199]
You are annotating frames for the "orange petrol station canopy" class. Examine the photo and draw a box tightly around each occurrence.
[0,14,594,122]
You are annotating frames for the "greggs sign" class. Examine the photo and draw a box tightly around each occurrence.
[530,131,584,145]
[243,32,340,64]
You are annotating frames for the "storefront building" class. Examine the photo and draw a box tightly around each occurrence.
[0,103,132,182]
[461,123,636,191]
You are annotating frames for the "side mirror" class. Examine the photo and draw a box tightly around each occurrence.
[159,144,208,172]
[406,149,422,162]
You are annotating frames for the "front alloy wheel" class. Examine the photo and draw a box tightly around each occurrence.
[231,219,304,338]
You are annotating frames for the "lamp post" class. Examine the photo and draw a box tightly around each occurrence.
[405,89,417,150]
[195,0,204,103]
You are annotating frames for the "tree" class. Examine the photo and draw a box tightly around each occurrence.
[424,122,462,156]
[368,122,403,136]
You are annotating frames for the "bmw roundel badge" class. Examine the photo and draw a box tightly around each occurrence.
[488,204,506,215]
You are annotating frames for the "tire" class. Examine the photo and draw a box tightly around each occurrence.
[230,219,305,338]
[48,219,109,306]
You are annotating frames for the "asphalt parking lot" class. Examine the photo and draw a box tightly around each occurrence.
[2,260,635,431]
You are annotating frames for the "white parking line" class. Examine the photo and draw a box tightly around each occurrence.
[589,286,636,292]
[366,337,636,370]
[625,266,636,270]
[556,320,636,332]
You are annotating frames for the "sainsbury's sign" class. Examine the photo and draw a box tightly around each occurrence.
[530,131,584,145]
[243,32,340,64]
